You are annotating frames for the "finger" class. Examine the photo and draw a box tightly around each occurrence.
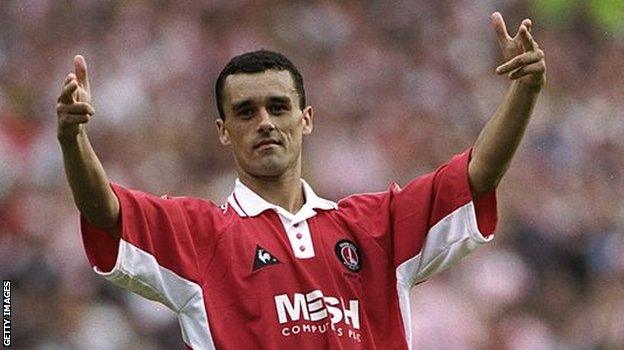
[519,25,537,51]
[491,12,511,45]
[59,113,91,124]
[508,61,545,79]
[74,55,90,90]
[495,50,544,74]
[63,73,77,86]
[57,102,96,116]
[522,19,532,32]
[58,80,78,104]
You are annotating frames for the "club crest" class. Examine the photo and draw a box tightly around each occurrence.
[335,240,362,272]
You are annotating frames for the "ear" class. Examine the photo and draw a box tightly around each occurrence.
[215,118,231,145]
[302,106,314,135]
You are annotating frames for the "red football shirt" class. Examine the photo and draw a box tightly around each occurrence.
[81,149,497,349]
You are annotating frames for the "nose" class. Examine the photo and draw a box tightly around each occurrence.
[257,108,275,133]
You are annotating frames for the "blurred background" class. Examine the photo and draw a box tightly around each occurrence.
[1,0,623,349]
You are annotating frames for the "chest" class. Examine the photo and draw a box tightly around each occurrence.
[201,212,391,303]
[198,210,401,348]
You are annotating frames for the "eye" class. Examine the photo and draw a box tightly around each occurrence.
[238,108,255,119]
[269,104,288,115]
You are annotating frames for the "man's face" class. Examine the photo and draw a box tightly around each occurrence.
[216,70,313,178]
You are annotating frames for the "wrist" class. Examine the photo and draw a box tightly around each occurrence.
[57,125,86,145]
[516,75,544,92]
[513,80,543,95]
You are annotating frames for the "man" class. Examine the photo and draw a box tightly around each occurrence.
[56,12,545,349]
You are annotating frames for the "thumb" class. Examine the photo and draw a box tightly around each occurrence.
[74,55,90,90]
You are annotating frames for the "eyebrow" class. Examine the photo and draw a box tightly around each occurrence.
[267,96,291,105]
[232,100,253,112]
[231,96,292,111]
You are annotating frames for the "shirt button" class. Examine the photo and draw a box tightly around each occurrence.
[293,222,300,227]
[296,233,303,239]
[299,245,305,252]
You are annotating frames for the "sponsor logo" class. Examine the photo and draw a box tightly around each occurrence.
[335,240,362,272]
[253,246,280,271]
[274,290,361,342]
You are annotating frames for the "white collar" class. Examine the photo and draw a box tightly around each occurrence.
[227,178,337,220]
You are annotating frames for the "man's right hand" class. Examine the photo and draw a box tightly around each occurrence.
[56,55,95,141]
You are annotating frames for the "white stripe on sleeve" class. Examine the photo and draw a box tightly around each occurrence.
[94,240,215,349]
[395,201,493,349]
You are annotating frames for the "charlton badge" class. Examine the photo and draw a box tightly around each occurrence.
[335,240,362,272]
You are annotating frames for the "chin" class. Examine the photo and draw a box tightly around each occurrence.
[240,157,284,177]
[256,163,288,177]
[238,152,298,178]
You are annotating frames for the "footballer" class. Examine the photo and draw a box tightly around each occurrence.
[56,12,545,349]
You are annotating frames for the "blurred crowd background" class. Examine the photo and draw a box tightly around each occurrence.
[1,0,623,349]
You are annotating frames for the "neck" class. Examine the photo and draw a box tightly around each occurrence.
[238,164,305,214]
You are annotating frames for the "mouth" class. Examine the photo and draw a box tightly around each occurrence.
[253,138,282,149]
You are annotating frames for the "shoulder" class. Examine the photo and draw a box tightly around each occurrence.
[336,182,412,209]
[338,188,391,208]
[331,184,399,221]
[164,194,236,224]
[161,194,223,212]
[113,182,234,227]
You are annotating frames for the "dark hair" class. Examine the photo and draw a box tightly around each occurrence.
[215,50,306,119]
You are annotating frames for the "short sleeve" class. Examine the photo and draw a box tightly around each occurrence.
[81,183,223,312]
[338,148,497,287]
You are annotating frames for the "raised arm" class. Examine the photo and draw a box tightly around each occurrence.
[468,12,546,195]
[57,55,120,237]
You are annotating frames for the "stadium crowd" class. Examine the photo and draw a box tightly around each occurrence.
[1,0,623,348]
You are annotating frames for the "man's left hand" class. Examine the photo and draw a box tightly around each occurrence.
[492,12,546,89]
